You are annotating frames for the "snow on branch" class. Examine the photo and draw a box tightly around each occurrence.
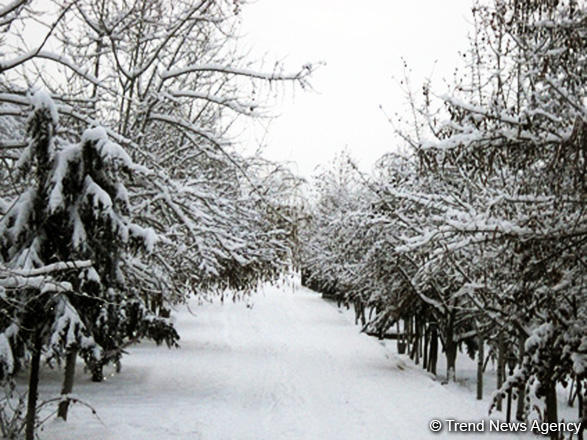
[149,113,226,148]
[47,294,99,356]
[0,0,28,20]
[160,62,315,85]
[166,90,261,116]
[0,93,28,107]
[438,95,522,126]
[0,260,92,278]
[0,2,78,73]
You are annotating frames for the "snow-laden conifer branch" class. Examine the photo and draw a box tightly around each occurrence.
[0,260,92,278]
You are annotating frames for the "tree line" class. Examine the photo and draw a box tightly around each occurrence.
[0,1,309,438]
[301,1,585,439]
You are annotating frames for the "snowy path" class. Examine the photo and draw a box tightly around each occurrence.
[42,286,531,439]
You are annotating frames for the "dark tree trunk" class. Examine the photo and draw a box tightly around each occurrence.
[568,378,576,407]
[25,332,42,440]
[507,387,513,422]
[354,301,365,326]
[516,335,526,421]
[445,311,457,383]
[445,340,457,383]
[578,380,584,440]
[406,317,412,344]
[423,325,429,370]
[477,332,484,400]
[496,333,505,411]
[429,325,438,375]
[417,319,423,364]
[544,380,558,440]
[91,360,104,382]
[301,268,308,287]
[58,349,77,420]
[411,317,420,364]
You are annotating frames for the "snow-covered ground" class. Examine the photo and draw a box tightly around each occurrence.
[35,285,551,439]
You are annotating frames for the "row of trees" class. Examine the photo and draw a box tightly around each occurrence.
[302,1,585,439]
[1,0,309,438]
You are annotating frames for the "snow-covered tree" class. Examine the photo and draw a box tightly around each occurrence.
[1,1,312,434]
[0,0,312,308]
[410,0,586,429]
[373,0,586,429]
[0,91,180,438]
[302,0,584,431]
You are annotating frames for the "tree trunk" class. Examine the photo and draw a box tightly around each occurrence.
[445,340,457,383]
[423,325,429,371]
[411,318,420,364]
[496,333,505,411]
[354,301,365,326]
[544,380,558,440]
[516,335,526,421]
[477,332,484,400]
[57,349,77,420]
[91,360,104,382]
[578,380,584,440]
[25,332,42,440]
[406,317,412,343]
[507,387,513,422]
[429,325,438,375]
[445,312,457,383]
[418,320,423,361]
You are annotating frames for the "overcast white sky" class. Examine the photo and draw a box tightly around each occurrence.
[238,1,474,178]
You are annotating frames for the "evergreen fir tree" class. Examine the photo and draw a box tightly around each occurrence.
[0,91,178,438]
